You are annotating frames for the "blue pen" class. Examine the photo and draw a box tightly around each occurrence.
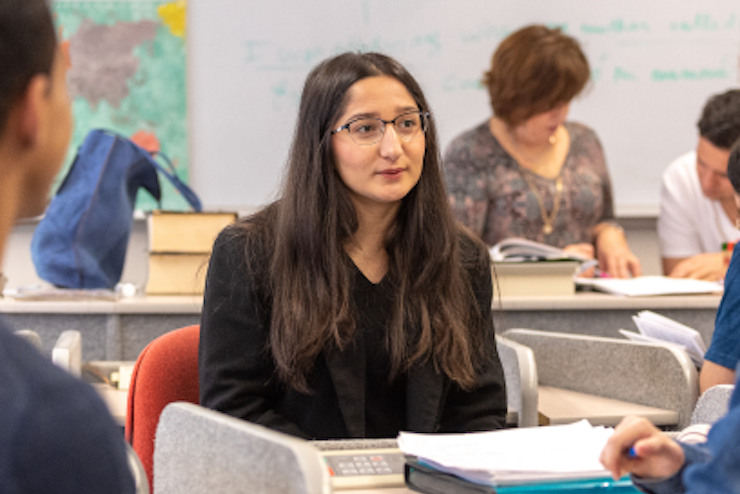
[628,447,638,458]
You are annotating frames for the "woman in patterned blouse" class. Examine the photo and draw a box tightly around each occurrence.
[444,25,641,278]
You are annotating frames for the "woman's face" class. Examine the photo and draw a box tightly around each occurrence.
[331,75,425,212]
[513,102,570,145]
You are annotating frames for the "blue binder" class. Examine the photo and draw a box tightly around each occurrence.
[496,477,639,493]
[405,459,640,494]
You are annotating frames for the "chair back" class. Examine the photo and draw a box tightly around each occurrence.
[495,335,538,427]
[14,329,43,351]
[125,325,200,489]
[691,384,735,425]
[155,402,327,494]
[502,328,699,429]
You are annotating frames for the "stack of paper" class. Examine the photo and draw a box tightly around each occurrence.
[398,420,614,487]
[619,310,706,366]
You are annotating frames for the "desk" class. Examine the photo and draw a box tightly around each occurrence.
[0,292,721,361]
[494,292,721,346]
[537,386,678,427]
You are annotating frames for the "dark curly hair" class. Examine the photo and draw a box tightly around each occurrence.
[697,90,740,150]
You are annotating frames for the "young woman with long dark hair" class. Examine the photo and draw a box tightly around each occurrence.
[199,52,507,439]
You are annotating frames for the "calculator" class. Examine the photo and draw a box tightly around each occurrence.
[320,448,406,490]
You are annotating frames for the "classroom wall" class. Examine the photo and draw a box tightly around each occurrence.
[188,0,740,216]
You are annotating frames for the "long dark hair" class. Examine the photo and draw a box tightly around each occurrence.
[241,52,489,392]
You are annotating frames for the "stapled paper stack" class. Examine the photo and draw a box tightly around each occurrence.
[145,211,237,295]
[399,420,640,493]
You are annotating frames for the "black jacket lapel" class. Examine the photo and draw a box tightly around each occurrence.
[324,336,366,437]
[406,359,445,432]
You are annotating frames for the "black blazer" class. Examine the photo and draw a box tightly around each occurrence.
[199,224,507,439]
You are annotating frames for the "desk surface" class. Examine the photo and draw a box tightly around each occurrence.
[496,291,722,311]
[538,386,678,427]
[0,291,721,313]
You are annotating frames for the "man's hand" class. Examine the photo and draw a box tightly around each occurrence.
[600,416,685,481]
[667,253,727,281]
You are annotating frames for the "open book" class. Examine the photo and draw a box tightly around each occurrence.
[489,238,598,281]
[489,238,589,263]
[619,310,706,366]
[398,420,616,488]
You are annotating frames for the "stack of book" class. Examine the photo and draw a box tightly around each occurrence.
[145,211,237,295]
[489,238,594,297]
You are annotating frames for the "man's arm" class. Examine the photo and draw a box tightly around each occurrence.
[663,253,728,281]
[699,360,737,394]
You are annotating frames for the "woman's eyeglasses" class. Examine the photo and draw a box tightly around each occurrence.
[332,111,429,146]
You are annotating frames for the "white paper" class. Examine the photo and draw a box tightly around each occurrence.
[398,420,613,485]
[630,310,706,365]
[575,276,723,297]
[618,329,694,360]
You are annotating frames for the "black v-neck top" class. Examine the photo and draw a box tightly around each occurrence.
[351,269,407,438]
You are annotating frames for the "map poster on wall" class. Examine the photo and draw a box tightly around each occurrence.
[51,0,190,211]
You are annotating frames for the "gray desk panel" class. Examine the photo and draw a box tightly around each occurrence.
[494,307,718,346]
[0,311,199,360]
[1,313,109,359]
[119,314,201,360]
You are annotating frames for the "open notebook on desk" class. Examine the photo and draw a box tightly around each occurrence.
[576,275,723,297]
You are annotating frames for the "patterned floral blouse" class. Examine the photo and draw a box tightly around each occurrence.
[443,121,615,249]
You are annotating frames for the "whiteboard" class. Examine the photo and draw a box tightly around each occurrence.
[188,0,740,216]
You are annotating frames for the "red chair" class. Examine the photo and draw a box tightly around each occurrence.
[125,325,200,489]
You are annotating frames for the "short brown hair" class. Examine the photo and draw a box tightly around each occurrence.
[484,25,590,126]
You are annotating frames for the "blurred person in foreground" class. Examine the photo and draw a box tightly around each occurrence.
[601,140,740,493]
[0,0,134,492]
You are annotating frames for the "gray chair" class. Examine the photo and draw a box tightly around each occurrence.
[691,384,734,425]
[502,328,699,429]
[126,443,151,494]
[51,329,82,377]
[496,335,538,427]
[14,329,43,352]
[154,402,327,494]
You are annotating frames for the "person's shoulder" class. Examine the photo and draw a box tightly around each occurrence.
[445,121,492,156]
[0,323,105,411]
[0,323,124,458]
[455,223,489,263]
[565,121,599,143]
[213,205,276,258]
[663,151,697,178]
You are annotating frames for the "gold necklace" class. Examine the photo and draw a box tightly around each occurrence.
[505,126,563,235]
[520,170,563,235]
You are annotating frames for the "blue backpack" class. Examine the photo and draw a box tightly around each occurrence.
[31,129,202,289]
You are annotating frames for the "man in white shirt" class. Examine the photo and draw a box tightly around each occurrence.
[658,89,740,281]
